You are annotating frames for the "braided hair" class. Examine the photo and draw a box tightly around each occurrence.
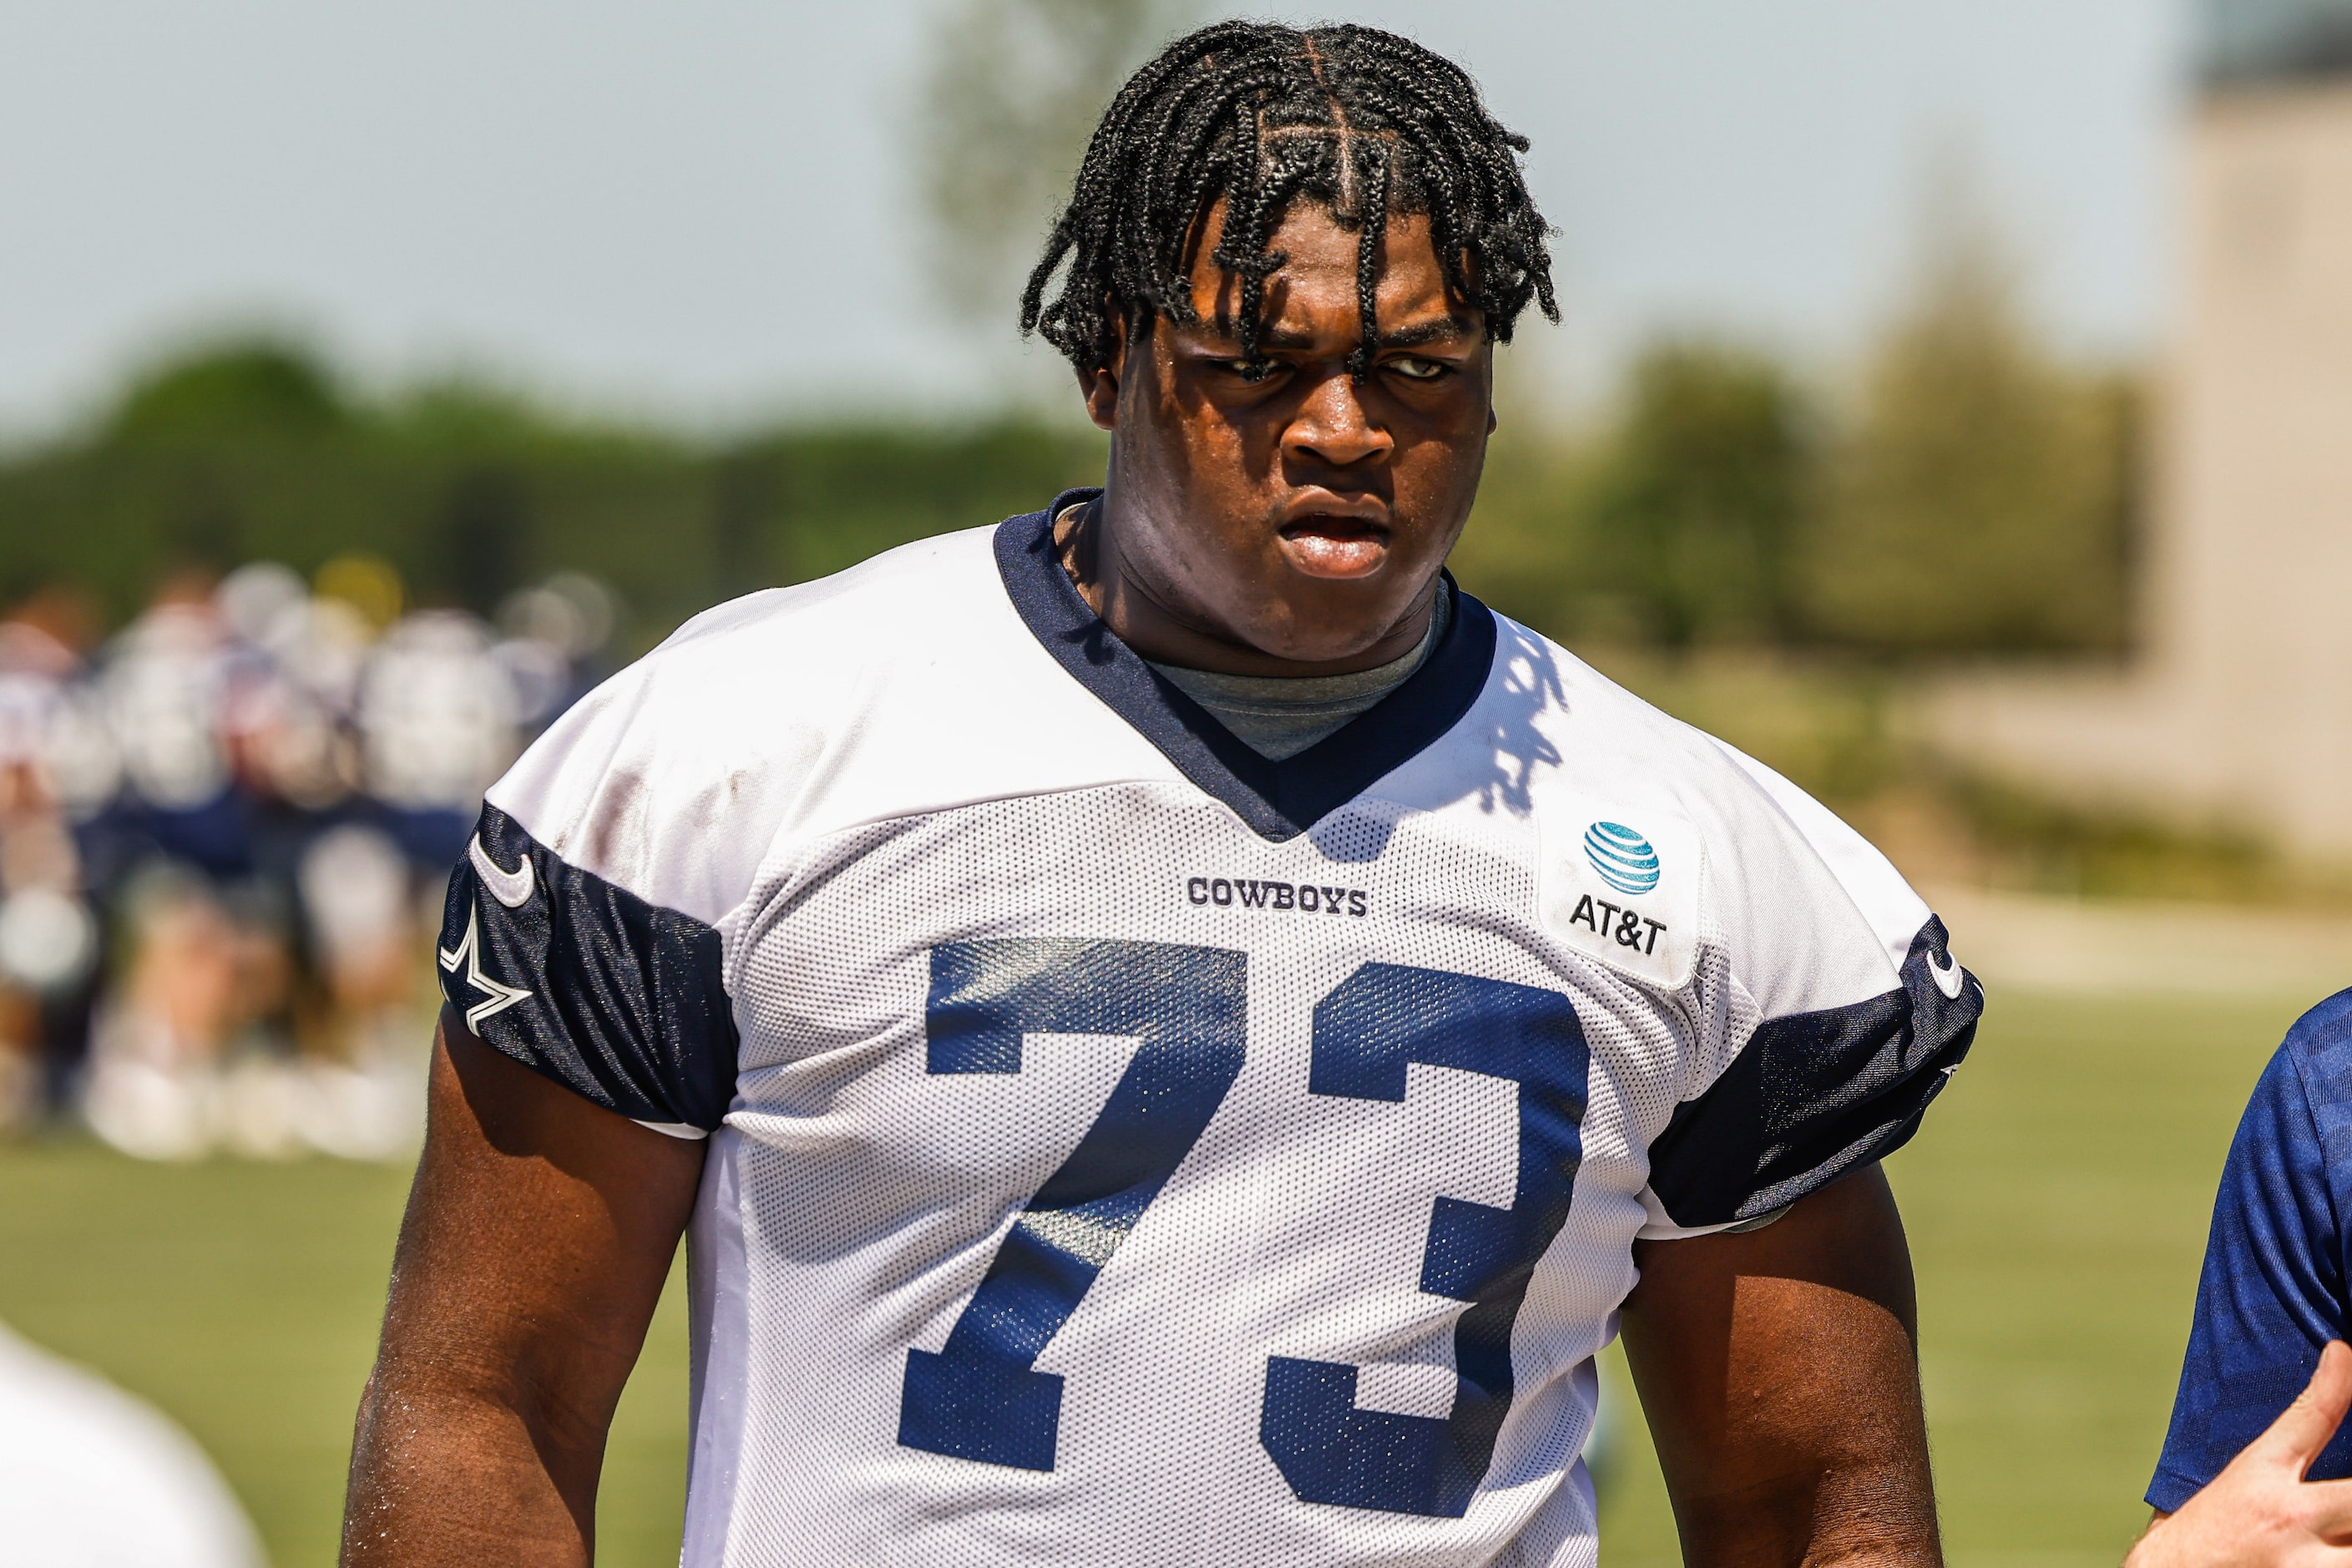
[1020,22,1557,382]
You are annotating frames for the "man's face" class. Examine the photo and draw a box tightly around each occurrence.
[1083,197,1495,670]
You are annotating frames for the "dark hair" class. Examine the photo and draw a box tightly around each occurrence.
[1020,21,1557,381]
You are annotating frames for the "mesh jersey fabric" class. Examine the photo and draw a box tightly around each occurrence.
[2150,987,2352,1511]
[437,495,1982,1567]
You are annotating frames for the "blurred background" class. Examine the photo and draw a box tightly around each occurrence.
[4,0,2351,1562]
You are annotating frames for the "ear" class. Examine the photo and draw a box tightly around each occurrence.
[1079,362,1120,432]
[1078,312,1132,432]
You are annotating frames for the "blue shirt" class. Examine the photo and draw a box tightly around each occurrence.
[2151,987,2352,1510]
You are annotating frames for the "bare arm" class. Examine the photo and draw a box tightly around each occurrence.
[341,1008,707,1567]
[1621,1163,1939,1568]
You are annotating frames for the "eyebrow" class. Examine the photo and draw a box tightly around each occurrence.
[1252,316,1481,353]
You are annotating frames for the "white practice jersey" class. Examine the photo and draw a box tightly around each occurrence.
[438,494,1982,1568]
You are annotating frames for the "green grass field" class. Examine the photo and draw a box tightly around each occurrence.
[0,987,2314,1566]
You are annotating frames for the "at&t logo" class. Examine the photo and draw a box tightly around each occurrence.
[1583,822,1661,895]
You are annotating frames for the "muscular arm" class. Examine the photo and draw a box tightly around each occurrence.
[1621,1164,1939,1568]
[341,1009,707,1567]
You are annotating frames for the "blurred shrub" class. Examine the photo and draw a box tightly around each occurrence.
[1440,415,1596,640]
[0,341,1105,646]
[1940,769,2316,903]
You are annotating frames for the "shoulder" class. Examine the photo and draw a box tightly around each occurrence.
[620,523,1004,698]
[2272,989,2352,1157]
[1503,623,1984,1232]
[1491,616,1935,1013]
[2230,989,2352,1189]
[485,524,1009,919]
[2282,989,2352,1076]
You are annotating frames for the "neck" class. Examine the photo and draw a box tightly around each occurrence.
[1058,493,1440,679]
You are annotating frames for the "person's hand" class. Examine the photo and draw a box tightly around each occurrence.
[2127,1341,2352,1567]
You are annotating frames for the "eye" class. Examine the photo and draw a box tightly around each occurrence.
[1214,357,1281,382]
[1386,356,1449,382]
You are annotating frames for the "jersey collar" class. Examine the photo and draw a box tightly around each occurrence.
[995,489,1499,842]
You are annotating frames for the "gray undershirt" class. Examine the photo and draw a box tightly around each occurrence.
[1146,587,1453,761]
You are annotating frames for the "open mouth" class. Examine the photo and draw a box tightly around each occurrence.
[1278,514,1391,579]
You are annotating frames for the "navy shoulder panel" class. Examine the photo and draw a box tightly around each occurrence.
[1646,917,1982,1227]
[437,802,740,1131]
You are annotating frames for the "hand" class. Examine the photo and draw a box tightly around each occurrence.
[2127,1341,2352,1567]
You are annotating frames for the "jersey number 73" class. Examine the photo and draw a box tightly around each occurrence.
[896,938,1591,1520]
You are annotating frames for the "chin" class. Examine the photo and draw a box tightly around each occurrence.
[1257,598,1414,666]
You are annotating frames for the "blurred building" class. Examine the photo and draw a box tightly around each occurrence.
[1925,0,2352,860]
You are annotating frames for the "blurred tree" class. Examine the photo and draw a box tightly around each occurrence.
[427,467,534,614]
[1585,341,1812,647]
[1799,204,2136,655]
[105,340,347,443]
[1441,420,1596,642]
[1453,341,1813,650]
[908,0,1201,329]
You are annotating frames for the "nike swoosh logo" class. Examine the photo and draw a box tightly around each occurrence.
[1927,947,1966,1001]
[468,833,536,909]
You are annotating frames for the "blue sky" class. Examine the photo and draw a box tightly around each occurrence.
[0,1,2189,435]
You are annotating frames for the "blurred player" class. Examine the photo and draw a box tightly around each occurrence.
[344,23,1981,1566]
[357,608,520,875]
[494,570,618,737]
[211,561,346,1156]
[0,594,104,1128]
[0,1318,262,1568]
[287,820,421,1157]
[235,560,387,1103]
[2130,993,2352,1565]
[268,603,525,1156]
[80,576,302,1158]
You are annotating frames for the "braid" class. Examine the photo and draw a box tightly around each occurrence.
[1020,22,1557,379]
[1348,141,1391,382]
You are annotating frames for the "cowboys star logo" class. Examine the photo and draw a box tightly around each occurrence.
[438,901,532,1030]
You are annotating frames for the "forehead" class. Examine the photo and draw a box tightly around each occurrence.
[1186,198,1464,334]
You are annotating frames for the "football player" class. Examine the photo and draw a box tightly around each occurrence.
[342,23,1980,1566]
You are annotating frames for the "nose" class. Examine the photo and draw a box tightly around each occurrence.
[1284,367,1393,469]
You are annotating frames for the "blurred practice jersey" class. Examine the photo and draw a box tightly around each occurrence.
[360,611,518,813]
[438,493,1984,1568]
[2151,989,2352,1511]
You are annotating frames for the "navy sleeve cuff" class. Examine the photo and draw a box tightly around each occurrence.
[438,803,740,1132]
[1646,917,1982,1228]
